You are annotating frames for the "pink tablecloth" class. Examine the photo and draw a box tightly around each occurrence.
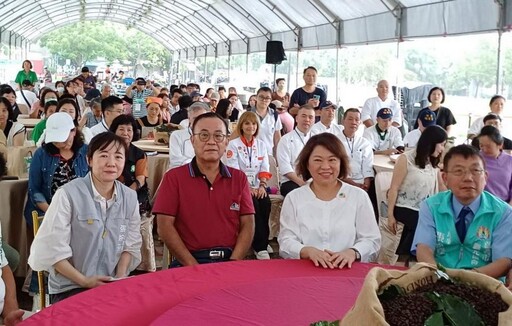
[22,260,400,325]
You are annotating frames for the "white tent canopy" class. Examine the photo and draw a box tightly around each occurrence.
[0,0,509,57]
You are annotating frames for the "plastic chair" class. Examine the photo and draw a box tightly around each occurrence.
[31,211,47,310]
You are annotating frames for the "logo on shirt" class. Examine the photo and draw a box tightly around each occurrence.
[476,226,490,240]
[226,150,233,159]
[230,202,240,211]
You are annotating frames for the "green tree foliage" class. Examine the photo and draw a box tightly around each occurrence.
[40,21,171,72]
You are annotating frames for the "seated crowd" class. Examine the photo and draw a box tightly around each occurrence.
[0,64,511,320]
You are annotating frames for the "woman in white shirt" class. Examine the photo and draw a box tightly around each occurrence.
[226,112,273,260]
[278,133,380,268]
[0,97,25,147]
[387,125,447,258]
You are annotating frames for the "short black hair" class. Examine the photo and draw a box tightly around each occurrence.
[257,86,272,95]
[87,132,128,162]
[276,78,285,84]
[428,87,445,104]
[0,85,16,99]
[478,125,504,146]
[56,98,80,126]
[443,144,485,171]
[109,114,140,141]
[218,86,226,92]
[43,101,58,116]
[171,88,183,97]
[343,108,361,119]
[54,81,65,88]
[191,112,228,135]
[0,97,14,121]
[39,88,59,108]
[483,113,501,123]
[303,66,317,74]
[101,95,123,113]
[178,95,193,110]
[489,95,505,107]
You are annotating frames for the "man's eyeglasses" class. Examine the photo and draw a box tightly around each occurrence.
[193,131,227,143]
[446,168,484,177]
[257,96,272,101]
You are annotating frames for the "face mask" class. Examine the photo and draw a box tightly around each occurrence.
[45,98,58,104]
[57,87,64,93]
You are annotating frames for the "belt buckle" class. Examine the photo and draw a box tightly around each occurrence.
[209,250,224,259]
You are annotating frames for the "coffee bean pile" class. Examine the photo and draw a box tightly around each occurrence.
[381,281,508,326]
[381,292,435,325]
[417,281,508,325]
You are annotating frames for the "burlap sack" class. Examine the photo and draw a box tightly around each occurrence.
[341,263,512,325]
[136,212,156,272]
[377,216,404,265]
[6,145,36,178]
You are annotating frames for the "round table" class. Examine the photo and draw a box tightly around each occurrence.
[22,260,398,325]
[133,139,169,153]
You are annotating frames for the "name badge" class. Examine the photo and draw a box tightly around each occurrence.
[246,171,257,188]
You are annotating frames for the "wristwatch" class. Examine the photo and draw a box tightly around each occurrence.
[351,248,361,261]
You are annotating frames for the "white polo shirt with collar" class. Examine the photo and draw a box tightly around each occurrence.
[310,120,344,139]
[276,128,310,183]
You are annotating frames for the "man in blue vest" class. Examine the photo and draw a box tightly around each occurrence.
[412,145,512,282]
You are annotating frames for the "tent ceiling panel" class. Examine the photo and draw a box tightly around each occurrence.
[231,39,248,54]
[0,0,505,55]
[272,30,300,50]
[322,0,389,20]
[249,35,270,53]
[301,23,338,48]
[506,0,512,27]
[271,0,329,27]
[405,0,499,37]
[343,12,398,44]
[236,0,291,33]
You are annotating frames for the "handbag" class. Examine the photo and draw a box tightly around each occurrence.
[6,146,35,178]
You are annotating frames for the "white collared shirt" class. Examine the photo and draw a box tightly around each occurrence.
[363,125,404,151]
[276,128,310,183]
[278,182,381,261]
[361,96,401,126]
[310,120,344,139]
[340,133,374,183]
[403,129,421,148]
[226,137,270,188]
[90,120,109,136]
[253,108,282,154]
[169,128,194,169]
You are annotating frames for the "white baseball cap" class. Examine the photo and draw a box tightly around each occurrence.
[45,112,75,143]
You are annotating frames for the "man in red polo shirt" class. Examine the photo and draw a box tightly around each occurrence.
[153,112,255,267]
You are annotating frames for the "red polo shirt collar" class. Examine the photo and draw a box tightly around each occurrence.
[188,157,232,178]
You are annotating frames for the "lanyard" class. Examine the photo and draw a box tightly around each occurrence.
[295,129,306,146]
[344,134,355,158]
[247,145,253,168]
[241,136,255,168]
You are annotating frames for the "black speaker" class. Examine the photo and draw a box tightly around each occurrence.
[266,41,287,64]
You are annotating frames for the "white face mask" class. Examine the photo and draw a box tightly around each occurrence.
[57,87,64,93]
